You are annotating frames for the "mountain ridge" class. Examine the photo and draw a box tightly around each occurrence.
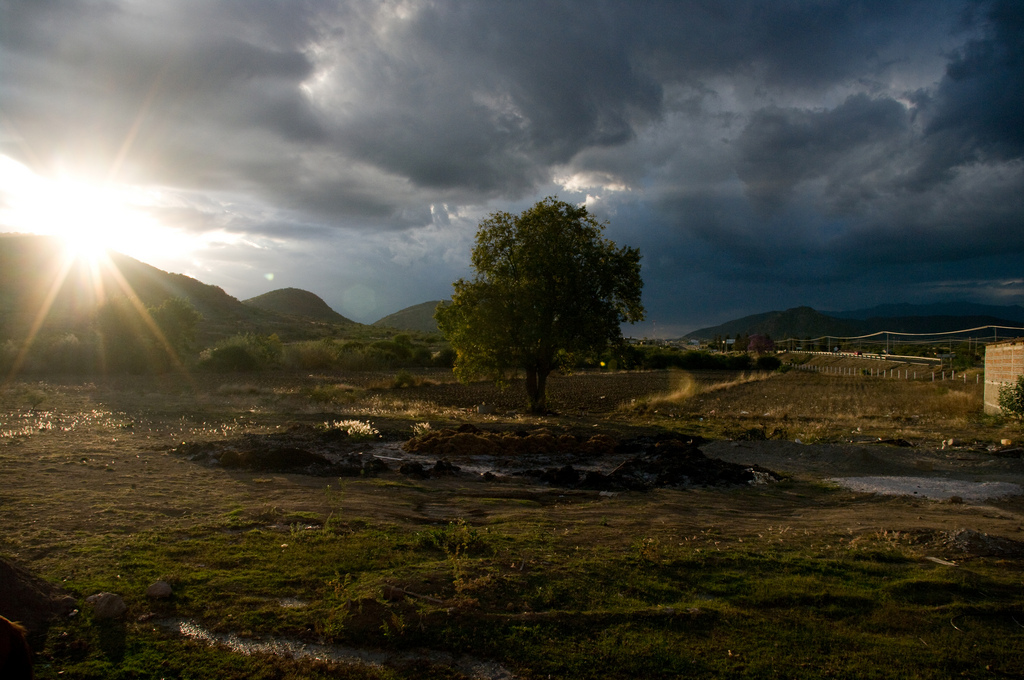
[0,234,358,345]
[684,305,1024,340]
[372,300,449,334]
[243,288,354,325]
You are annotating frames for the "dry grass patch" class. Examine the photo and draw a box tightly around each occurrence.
[625,370,774,411]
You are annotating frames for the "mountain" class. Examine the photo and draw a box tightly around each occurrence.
[684,304,1024,341]
[825,302,1024,323]
[373,300,450,334]
[243,288,354,325]
[0,234,356,346]
[684,307,860,340]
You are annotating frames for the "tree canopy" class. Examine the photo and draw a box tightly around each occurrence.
[435,197,644,413]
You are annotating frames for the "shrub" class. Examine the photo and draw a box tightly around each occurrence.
[199,334,282,372]
[284,339,339,370]
[392,370,417,388]
[998,375,1024,421]
[199,344,260,372]
[433,347,457,368]
[754,355,782,372]
[724,353,753,370]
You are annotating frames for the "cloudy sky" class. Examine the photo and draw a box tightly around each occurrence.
[1,0,1022,336]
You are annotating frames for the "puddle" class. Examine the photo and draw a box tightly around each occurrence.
[156,618,517,679]
[831,476,1022,502]
[355,441,637,478]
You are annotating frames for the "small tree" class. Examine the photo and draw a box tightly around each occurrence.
[149,297,202,360]
[436,197,644,413]
[998,375,1024,421]
[748,334,775,355]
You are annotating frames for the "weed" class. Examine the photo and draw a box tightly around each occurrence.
[322,419,380,440]
[391,370,417,388]
[307,383,361,404]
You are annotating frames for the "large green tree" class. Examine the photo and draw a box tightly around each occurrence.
[436,197,644,413]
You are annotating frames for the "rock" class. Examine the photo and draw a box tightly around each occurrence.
[942,529,1024,558]
[431,459,461,475]
[363,458,390,474]
[0,557,77,634]
[399,461,428,478]
[878,438,914,447]
[85,592,127,619]
[382,585,407,601]
[540,465,580,486]
[1002,439,1014,446]
[145,581,172,599]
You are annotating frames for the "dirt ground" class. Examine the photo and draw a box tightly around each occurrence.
[0,366,1015,589]
[2,372,1022,577]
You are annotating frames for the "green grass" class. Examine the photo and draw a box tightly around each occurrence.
[30,509,1024,679]
[5,372,1022,679]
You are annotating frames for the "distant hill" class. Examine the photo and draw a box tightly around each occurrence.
[684,304,1024,341]
[824,302,1024,323]
[685,307,860,340]
[373,300,449,334]
[243,288,354,325]
[0,234,357,346]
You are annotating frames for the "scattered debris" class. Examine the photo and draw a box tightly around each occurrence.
[878,438,915,447]
[175,425,778,492]
[172,425,390,476]
[941,529,1024,558]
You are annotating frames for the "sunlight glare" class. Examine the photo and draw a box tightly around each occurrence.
[0,155,190,264]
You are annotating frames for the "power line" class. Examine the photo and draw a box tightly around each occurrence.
[782,324,1024,345]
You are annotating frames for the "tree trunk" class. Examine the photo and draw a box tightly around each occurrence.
[525,366,550,414]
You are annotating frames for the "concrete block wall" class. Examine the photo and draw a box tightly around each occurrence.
[984,338,1024,415]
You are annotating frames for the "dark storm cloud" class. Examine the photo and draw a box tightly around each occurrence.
[1,0,1022,328]
[736,94,910,209]
[914,0,1024,184]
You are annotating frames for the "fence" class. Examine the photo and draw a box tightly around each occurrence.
[794,363,979,383]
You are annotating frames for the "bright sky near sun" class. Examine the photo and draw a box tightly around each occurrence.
[0,154,243,269]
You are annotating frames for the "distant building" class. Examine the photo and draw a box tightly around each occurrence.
[984,338,1024,415]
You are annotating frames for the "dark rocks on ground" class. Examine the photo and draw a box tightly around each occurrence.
[528,437,780,491]
[399,461,428,478]
[85,592,127,620]
[403,428,623,459]
[399,460,462,478]
[146,581,173,599]
[171,425,389,476]
[432,459,461,475]
[540,465,580,486]
[219,447,329,471]
[878,438,915,447]
[942,529,1024,558]
[991,447,1024,459]
[364,458,391,473]
[0,557,76,635]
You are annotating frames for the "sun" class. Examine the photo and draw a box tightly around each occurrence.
[0,155,181,264]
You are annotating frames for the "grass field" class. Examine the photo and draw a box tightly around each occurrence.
[1,357,1022,679]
